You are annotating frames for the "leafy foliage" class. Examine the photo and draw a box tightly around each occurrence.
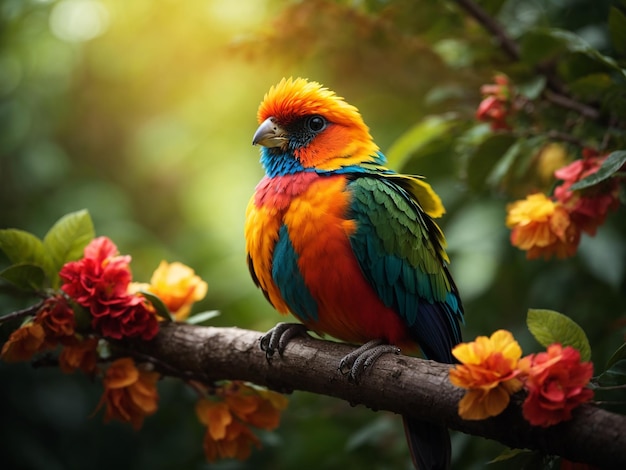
[526,309,592,362]
[0,210,93,290]
[570,150,626,190]
[1,0,625,469]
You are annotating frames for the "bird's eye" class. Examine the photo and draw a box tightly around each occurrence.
[306,115,327,133]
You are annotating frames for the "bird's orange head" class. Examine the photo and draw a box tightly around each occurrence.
[253,78,380,173]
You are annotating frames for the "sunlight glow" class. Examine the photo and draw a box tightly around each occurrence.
[49,0,110,43]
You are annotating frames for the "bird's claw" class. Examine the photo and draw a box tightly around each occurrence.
[259,322,309,362]
[339,339,400,383]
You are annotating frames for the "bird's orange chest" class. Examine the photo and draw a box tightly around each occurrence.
[246,172,357,314]
[247,172,412,347]
[252,172,357,251]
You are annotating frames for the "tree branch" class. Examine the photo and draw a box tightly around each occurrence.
[452,0,610,126]
[453,0,520,61]
[0,300,45,325]
[123,323,626,469]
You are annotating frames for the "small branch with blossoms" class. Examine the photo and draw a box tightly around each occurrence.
[469,70,626,260]
[2,211,626,468]
[0,210,287,463]
[451,3,626,261]
[113,322,626,469]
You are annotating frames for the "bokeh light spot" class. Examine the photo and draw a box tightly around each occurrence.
[49,0,109,43]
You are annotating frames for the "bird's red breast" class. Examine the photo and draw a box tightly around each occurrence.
[246,171,418,351]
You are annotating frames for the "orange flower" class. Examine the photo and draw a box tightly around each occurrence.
[518,344,594,427]
[196,399,233,440]
[506,193,580,259]
[196,398,260,462]
[96,357,159,430]
[135,261,208,320]
[59,337,99,375]
[449,330,524,420]
[203,420,261,462]
[1,322,47,362]
[222,382,288,430]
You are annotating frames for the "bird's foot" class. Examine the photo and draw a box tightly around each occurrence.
[338,339,400,383]
[259,322,309,362]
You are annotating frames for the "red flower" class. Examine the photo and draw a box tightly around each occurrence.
[60,237,159,340]
[36,295,76,345]
[476,74,513,130]
[476,96,509,130]
[93,295,159,340]
[60,237,132,310]
[554,152,620,235]
[518,344,594,427]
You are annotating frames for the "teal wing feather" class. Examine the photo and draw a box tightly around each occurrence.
[347,174,463,363]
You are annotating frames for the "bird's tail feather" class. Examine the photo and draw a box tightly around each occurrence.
[403,416,451,470]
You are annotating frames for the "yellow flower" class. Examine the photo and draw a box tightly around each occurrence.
[449,330,523,420]
[506,193,580,260]
[535,143,568,185]
[134,261,208,320]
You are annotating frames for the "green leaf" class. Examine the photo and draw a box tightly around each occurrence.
[569,73,614,100]
[138,290,173,321]
[526,309,591,361]
[609,7,626,56]
[0,229,52,277]
[516,75,546,100]
[139,290,172,321]
[466,133,517,191]
[346,417,395,451]
[520,29,566,65]
[521,28,626,78]
[606,342,626,370]
[603,84,626,120]
[0,264,46,291]
[570,150,626,191]
[186,310,220,325]
[547,29,623,74]
[71,302,93,332]
[386,113,458,169]
[472,136,546,196]
[596,359,626,387]
[43,210,94,286]
[489,448,533,463]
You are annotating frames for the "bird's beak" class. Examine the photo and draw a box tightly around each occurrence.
[252,117,287,148]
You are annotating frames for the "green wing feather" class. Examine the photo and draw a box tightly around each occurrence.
[347,174,463,361]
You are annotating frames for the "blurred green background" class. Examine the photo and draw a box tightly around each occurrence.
[1,0,624,469]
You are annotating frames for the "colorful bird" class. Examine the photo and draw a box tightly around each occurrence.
[245,77,464,470]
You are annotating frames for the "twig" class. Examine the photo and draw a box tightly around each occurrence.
[0,300,45,325]
[545,130,593,149]
[453,0,519,60]
[453,0,609,125]
[543,90,601,120]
